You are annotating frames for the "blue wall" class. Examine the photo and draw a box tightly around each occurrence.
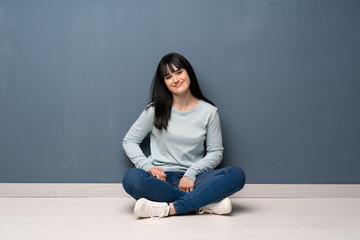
[0,0,359,183]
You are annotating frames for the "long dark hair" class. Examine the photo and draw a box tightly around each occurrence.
[148,53,215,130]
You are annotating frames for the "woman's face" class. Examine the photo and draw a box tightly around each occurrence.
[164,65,191,96]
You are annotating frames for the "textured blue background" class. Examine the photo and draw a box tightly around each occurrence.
[0,0,359,183]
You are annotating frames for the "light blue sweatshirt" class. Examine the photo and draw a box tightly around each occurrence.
[122,100,224,181]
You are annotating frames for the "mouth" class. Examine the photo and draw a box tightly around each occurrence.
[173,82,183,88]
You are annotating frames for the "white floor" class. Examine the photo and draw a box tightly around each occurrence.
[1,197,359,240]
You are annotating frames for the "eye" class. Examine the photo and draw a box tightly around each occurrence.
[164,75,172,80]
[177,70,183,75]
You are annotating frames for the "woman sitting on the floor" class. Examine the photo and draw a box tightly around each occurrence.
[122,52,246,218]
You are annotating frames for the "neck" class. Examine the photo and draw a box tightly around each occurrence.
[172,91,199,111]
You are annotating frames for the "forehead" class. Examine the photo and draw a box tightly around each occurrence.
[165,64,180,75]
[166,64,179,72]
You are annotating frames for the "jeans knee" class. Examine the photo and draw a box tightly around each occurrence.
[227,166,246,190]
[122,168,142,193]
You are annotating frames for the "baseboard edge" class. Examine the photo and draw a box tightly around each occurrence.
[1,183,359,198]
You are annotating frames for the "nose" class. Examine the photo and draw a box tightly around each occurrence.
[173,74,179,83]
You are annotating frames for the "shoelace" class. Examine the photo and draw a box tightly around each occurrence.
[150,205,167,219]
[196,207,213,215]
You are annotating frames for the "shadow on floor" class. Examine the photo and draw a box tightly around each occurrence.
[230,201,255,215]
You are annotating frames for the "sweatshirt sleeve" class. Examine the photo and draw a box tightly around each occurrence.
[184,110,224,181]
[122,106,155,170]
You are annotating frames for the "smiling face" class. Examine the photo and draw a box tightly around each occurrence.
[164,65,191,96]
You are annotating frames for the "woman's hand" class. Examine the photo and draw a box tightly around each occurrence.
[178,176,195,193]
[147,168,167,181]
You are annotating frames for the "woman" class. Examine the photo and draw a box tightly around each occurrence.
[122,53,245,218]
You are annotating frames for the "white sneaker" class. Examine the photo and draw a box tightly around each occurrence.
[197,197,232,215]
[134,198,170,218]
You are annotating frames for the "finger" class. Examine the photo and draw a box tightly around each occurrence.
[159,171,166,180]
[155,170,166,181]
[181,186,189,193]
[153,172,162,180]
[148,168,157,177]
[190,187,194,192]
[153,169,161,177]
[160,175,166,181]
[155,174,165,181]
[160,173,167,181]
[158,170,166,179]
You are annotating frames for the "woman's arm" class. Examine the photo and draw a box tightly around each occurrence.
[122,106,155,170]
[183,110,224,181]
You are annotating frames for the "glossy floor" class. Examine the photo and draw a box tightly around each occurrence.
[1,197,359,240]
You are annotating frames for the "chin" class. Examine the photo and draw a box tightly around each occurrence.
[173,89,189,96]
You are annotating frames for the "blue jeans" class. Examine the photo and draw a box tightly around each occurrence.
[122,166,246,215]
